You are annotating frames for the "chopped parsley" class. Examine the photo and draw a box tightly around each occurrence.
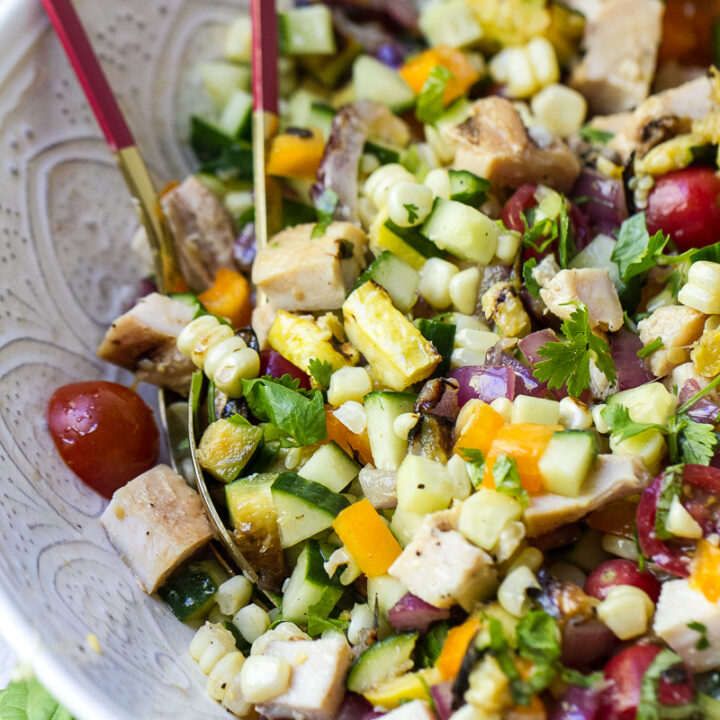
[533,304,617,397]
[311,188,339,239]
[688,621,711,651]
[306,586,346,637]
[636,649,689,720]
[654,464,685,541]
[416,65,453,124]
[403,202,419,224]
[637,337,664,358]
[460,447,485,488]
[577,125,614,144]
[307,358,333,390]
[522,257,541,298]
[492,455,529,507]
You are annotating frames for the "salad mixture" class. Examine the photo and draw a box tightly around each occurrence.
[45,1,720,718]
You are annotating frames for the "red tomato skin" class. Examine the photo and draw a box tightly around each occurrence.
[259,350,311,390]
[48,381,158,498]
[584,559,661,603]
[601,644,694,720]
[645,168,720,252]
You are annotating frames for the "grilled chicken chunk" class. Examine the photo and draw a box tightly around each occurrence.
[443,97,581,193]
[524,455,651,537]
[97,292,195,394]
[253,222,367,312]
[100,464,213,593]
[161,176,237,292]
[637,305,707,378]
[540,268,624,332]
[570,0,664,114]
[258,638,352,720]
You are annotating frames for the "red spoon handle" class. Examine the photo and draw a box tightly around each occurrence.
[251,0,279,115]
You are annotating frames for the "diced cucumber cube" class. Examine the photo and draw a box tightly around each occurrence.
[419,0,483,48]
[347,632,418,694]
[396,454,454,513]
[365,391,417,471]
[200,61,251,108]
[298,441,360,493]
[356,251,420,313]
[352,55,416,113]
[421,198,499,263]
[511,396,560,425]
[539,431,598,497]
[279,5,336,55]
[459,488,523,551]
[225,16,252,62]
[607,381,677,425]
[219,89,252,138]
[390,507,425,547]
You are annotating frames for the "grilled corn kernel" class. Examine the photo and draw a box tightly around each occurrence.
[393,411,420,440]
[602,533,639,561]
[207,650,245,701]
[692,321,720,377]
[387,181,434,228]
[364,163,415,210]
[666,495,703,539]
[333,401,367,434]
[490,397,513,423]
[419,257,460,309]
[191,324,235,368]
[507,547,544,575]
[204,336,247,378]
[495,231,522,265]
[679,261,720,314]
[177,315,221,359]
[328,366,373,406]
[591,404,611,434]
[196,625,238,674]
[213,347,261,396]
[498,565,541,617]
[423,168,451,199]
[450,267,481,315]
[530,83,587,138]
[216,575,253,616]
[239,655,292,704]
[597,585,654,640]
[559,397,593,430]
[453,313,491,332]
[233,604,270,644]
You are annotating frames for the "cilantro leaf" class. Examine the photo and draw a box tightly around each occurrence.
[460,448,485,488]
[654,464,684,541]
[0,678,74,720]
[534,304,617,397]
[637,337,664,358]
[637,649,686,720]
[240,376,327,446]
[559,667,604,688]
[601,404,665,442]
[557,202,575,269]
[674,414,718,465]
[306,586,345,637]
[307,358,333,390]
[688,621,711,651]
[492,455,529,507]
[612,213,669,283]
[523,258,541,298]
[516,610,561,665]
[403,203,419,224]
[311,188,339,239]
[416,621,450,668]
[416,65,453,124]
[578,125,614,144]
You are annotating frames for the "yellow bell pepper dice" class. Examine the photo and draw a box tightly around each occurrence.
[266,127,326,180]
[333,499,402,578]
[363,668,442,709]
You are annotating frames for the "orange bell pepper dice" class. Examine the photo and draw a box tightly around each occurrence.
[333,499,402,578]
[198,268,252,328]
[483,423,563,493]
[266,127,326,180]
[399,46,480,106]
[436,616,483,681]
[690,539,720,603]
[454,400,505,459]
[325,406,373,466]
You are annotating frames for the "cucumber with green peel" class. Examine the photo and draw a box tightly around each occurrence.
[352,55,416,113]
[364,140,401,165]
[538,431,598,497]
[298,441,360,493]
[420,197,500,264]
[364,391,417,471]
[355,251,420,313]
[271,472,351,548]
[448,169,490,207]
[347,632,419,693]
[200,61,251,108]
[158,560,228,622]
[279,5,336,55]
[197,419,264,483]
[308,102,336,139]
[419,0,483,48]
[417,318,456,377]
[385,219,444,259]
[300,38,363,89]
[218,89,252,139]
[281,539,341,625]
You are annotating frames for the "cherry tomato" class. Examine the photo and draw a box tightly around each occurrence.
[48,381,159,498]
[584,559,661,603]
[637,465,720,577]
[645,168,720,252]
[259,350,311,390]
[600,644,695,720]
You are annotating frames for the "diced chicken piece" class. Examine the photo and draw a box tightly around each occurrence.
[97,292,195,394]
[637,305,707,378]
[253,222,367,312]
[663,362,711,396]
[382,701,436,720]
[100,464,213,593]
[524,455,651,537]
[589,357,617,401]
[389,507,497,611]
[654,579,720,672]
[540,268,623,332]
[532,254,561,290]
[257,638,352,720]
[562,0,603,21]
[161,175,237,292]
[608,77,715,162]
[443,97,581,193]
[358,465,397,509]
[570,0,663,115]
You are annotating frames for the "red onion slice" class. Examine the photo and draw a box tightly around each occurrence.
[388,593,450,633]
[449,366,515,407]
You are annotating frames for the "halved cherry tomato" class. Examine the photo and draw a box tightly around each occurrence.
[259,350,311,390]
[48,381,158,498]
[584,559,661,603]
[645,168,720,252]
[600,644,695,720]
[636,464,720,578]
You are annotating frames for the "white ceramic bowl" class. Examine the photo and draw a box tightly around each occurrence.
[0,1,244,717]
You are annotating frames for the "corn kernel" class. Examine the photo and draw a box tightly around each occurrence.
[177,315,219,358]
[679,282,720,315]
[328,366,373,406]
[447,453,473,500]
[207,651,245,701]
[387,181,435,228]
[348,603,375,645]
[490,397,513,423]
[452,313,491,332]
[455,327,501,356]
[423,168,451,199]
[419,257,460,309]
[666,495,703,539]
[393,412,420,440]
[530,83,587,138]
[222,670,253,716]
[602,533,639,561]
[216,575,253,616]
[495,231,522,264]
[198,630,238,674]
[425,124,456,164]
[364,163,415,210]
[449,267,481,315]
[507,547,544,574]
[333,401,367,435]
[233,604,270,644]
[526,37,560,87]
[597,585,654,640]
[559,397,593,430]
[591,404,611,434]
[498,565,541,617]
[239,655,292,704]
[204,336,247,378]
